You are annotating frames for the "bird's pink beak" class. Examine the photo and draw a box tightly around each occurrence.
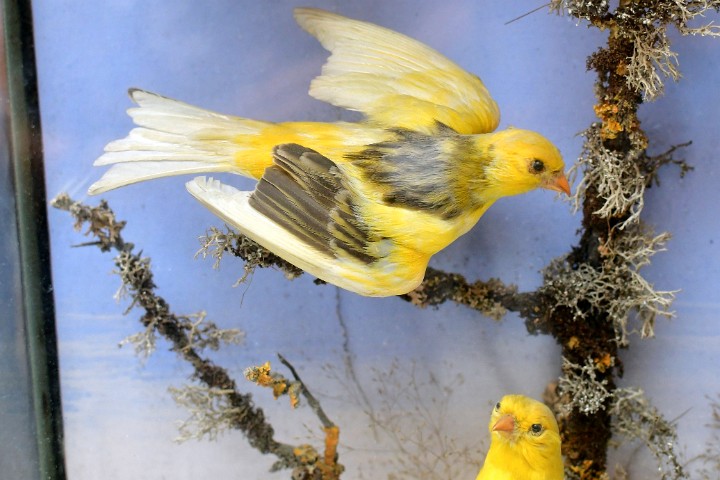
[544,173,571,196]
[492,414,515,436]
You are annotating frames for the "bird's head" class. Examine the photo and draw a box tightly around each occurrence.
[487,394,562,466]
[475,128,570,202]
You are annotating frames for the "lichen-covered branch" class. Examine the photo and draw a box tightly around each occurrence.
[197,227,541,321]
[245,356,344,480]
[401,267,537,320]
[197,225,303,284]
[51,193,303,473]
[543,1,719,477]
[552,0,720,101]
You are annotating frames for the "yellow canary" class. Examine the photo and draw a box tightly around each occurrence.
[89,8,570,297]
[476,395,564,480]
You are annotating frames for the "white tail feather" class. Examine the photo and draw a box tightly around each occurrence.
[88,162,230,195]
[89,89,268,194]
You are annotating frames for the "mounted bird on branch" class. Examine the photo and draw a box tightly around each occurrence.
[89,8,570,296]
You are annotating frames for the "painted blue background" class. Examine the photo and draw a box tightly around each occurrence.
[32,0,719,478]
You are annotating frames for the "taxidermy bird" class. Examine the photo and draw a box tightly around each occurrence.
[89,8,570,296]
[476,394,564,480]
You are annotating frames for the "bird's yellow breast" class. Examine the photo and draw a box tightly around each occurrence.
[359,200,491,256]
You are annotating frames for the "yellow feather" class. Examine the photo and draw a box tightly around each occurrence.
[231,121,391,179]
[294,7,500,134]
[89,9,570,296]
[476,395,564,480]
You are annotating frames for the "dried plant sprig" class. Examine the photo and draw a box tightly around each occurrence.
[611,387,688,480]
[695,394,720,479]
[327,358,482,480]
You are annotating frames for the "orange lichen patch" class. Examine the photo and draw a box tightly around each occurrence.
[272,379,288,399]
[288,382,301,408]
[293,431,344,480]
[593,103,624,139]
[593,103,619,119]
[244,362,291,400]
[594,353,614,373]
[615,61,628,76]
[316,425,344,479]
[567,336,581,349]
[323,426,340,467]
[596,239,612,257]
[569,459,603,480]
[244,361,273,386]
[293,444,319,465]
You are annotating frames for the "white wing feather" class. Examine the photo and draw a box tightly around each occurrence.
[186,176,394,296]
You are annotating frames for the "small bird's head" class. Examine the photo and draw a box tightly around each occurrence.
[487,394,562,468]
[477,128,570,201]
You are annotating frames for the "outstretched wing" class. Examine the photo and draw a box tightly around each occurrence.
[249,143,378,265]
[294,8,500,135]
[185,144,427,296]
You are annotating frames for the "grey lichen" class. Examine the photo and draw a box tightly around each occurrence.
[610,387,687,480]
[559,357,613,415]
[169,385,247,442]
[117,305,243,359]
[197,225,303,285]
[543,222,676,345]
[176,311,245,353]
[569,124,647,230]
[552,0,720,100]
[616,0,720,100]
[118,318,158,359]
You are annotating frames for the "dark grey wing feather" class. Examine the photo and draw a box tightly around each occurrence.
[248,144,378,264]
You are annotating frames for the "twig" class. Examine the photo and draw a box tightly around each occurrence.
[278,353,335,430]
[245,356,344,480]
[277,354,342,480]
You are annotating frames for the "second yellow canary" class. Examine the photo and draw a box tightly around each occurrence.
[476,394,564,480]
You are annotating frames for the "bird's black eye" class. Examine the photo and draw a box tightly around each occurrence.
[495,402,501,411]
[530,159,545,174]
[530,423,543,435]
